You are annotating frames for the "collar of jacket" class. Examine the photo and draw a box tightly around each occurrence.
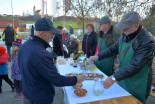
[88,30,95,36]
[107,25,113,34]
[100,25,113,38]
[31,36,50,48]
[123,25,142,41]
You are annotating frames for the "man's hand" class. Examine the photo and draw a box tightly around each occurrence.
[103,76,115,89]
[76,75,86,83]
[89,55,99,62]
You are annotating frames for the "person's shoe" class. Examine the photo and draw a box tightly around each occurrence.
[14,93,21,100]
[16,93,24,100]
[20,93,24,100]
[14,93,19,97]
[11,85,15,92]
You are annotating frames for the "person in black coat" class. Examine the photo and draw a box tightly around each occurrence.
[53,26,64,56]
[2,23,18,61]
[82,23,98,58]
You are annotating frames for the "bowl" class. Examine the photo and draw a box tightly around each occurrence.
[73,82,83,89]
[74,89,87,97]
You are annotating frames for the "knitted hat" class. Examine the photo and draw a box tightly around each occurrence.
[12,38,22,47]
[0,46,6,55]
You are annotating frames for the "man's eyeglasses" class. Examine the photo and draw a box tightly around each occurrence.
[122,25,134,31]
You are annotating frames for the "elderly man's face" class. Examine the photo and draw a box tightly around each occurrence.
[122,25,139,35]
[39,31,53,43]
[100,22,110,32]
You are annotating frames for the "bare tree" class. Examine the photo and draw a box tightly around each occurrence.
[69,0,154,35]
[69,0,99,35]
[96,0,154,21]
[149,3,155,17]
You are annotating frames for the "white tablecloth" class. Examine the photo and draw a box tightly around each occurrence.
[56,59,131,104]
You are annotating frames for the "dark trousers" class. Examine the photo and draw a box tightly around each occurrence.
[0,75,14,92]
[6,45,12,61]
[14,79,22,93]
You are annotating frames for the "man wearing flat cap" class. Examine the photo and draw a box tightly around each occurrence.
[94,15,120,76]
[89,11,155,103]
[18,18,86,104]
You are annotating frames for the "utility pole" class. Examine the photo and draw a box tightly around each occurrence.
[11,0,14,28]
[63,0,65,28]
[46,0,47,17]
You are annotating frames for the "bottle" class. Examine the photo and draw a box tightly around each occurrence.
[73,51,77,67]
[83,57,87,65]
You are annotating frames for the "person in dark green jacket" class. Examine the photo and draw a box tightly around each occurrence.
[89,11,155,104]
[94,16,120,76]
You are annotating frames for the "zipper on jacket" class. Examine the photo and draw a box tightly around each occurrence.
[86,35,89,57]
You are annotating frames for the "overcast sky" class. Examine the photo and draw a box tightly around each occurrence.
[0,0,154,17]
[0,0,64,16]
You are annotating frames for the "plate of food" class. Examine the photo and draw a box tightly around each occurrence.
[74,89,87,97]
[58,61,66,65]
[57,59,66,65]
[65,73,104,79]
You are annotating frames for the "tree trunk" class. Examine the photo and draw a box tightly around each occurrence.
[82,18,85,35]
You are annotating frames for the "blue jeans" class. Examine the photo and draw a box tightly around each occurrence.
[6,45,11,61]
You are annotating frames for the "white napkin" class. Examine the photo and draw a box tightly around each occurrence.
[63,44,69,54]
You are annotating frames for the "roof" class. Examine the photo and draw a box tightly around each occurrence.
[0,20,19,28]
[36,10,41,12]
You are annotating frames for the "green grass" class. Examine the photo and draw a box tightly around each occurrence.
[19,20,82,29]
[17,35,27,38]
[19,21,35,24]
[53,20,82,29]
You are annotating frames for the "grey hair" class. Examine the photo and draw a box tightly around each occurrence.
[34,30,52,36]
[70,34,76,39]
[34,30,40,36]
[7,23,12,26]
[63,28,68,32]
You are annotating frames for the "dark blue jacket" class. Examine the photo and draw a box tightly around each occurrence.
[18,36,77,103]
